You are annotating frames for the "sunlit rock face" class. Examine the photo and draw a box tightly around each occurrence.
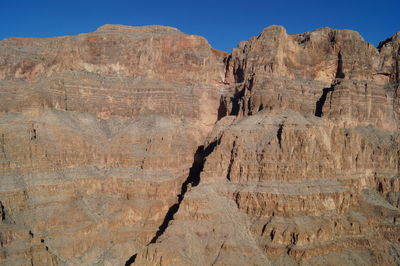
[1,24,400,266]
[135,27,400,266]
[0,24,226,265]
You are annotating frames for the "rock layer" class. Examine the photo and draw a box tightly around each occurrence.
[0,25,226,265]
[1,24,400,266]
[134,26,400,265]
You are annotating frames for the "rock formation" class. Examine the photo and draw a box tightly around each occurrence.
[0,24,226,265]
[0,24,400,265]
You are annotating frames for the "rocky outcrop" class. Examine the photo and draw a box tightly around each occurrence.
[134,110,400,265]
[134,26,400,265]
[221,26,399,130]
[1,24,400,266]
[0,25,226,265]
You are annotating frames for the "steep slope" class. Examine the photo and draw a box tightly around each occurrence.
[0,25,226,265]
[134,27,400,265]
[1,24,400,266]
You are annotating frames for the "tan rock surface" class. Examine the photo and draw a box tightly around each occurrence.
[1,24,400,266]
[0,25,226,265]
[135,110,400,265]
[135,27,400,265]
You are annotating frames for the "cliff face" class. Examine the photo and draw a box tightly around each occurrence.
[134,26,400,265]
[0,24,226,265]
[1,25,400,266]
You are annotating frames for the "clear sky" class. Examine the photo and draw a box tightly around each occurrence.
[1,0,399,52]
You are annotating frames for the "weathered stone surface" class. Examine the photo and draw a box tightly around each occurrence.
[1,24,400,266]
[0,25,226,265]
[221,26,399,130]
[135,110,400,265]
[135,26,400,265]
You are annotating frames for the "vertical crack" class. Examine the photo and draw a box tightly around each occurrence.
[230,87,245,116]
[335,50,345,79]
[223,54,232,83]
[277,124,284,148]
[0,201,5,221]
[217,96,228,120]
[226,140,237,181]
[30,124,37,141]
[315,85,335,117]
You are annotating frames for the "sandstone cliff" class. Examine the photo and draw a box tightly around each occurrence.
[1,24,400,266]
[0,24,226,265]
[134,26,400,265]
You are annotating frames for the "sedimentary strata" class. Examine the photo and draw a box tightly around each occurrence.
[0,24,399,265]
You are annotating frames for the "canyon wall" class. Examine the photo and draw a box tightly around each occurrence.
[0,24,400,265]
[0,24,226,265]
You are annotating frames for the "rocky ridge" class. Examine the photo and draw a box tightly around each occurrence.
[0,24,400,265]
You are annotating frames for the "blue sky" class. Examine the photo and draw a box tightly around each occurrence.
[1,0,399,52]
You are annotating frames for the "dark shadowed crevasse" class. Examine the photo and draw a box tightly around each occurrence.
[315,85,335,117]
[125,140,220,265]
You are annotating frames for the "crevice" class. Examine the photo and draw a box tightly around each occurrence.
[377,182,384,193]
[0,201,15,225]
[222,72,256,118]
[291,232,299,245]
[217,96,228,120]
[287,247,292,255]
[277,124,284,148]
[0,201,5,221]
[335,50,345,79]
[223,54,232,83]
[248,75,255,91]
[230,87,245,116]
[315,85,335,117]
[125,254,137,266]
[328,31,336,47]
[245,75,255,116]
[247,94,252,115]
[125,139,220,265]
[260,217,272,236]
[30,128,37,141]
[261,224,267,235]
[270,229,276,241]
[234,63,245,83]
[226,138,237,181]
[211,241,225,265]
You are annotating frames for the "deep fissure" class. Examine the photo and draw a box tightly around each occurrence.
[314,50,342,117]
[0,201,5,221]
[125,139,219,265]
[230,88,245,116]
[315,86,335,117]
[277,124,284,148]
[226,139,237,181]
[125,46,240,265]
[335,51,345,79]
